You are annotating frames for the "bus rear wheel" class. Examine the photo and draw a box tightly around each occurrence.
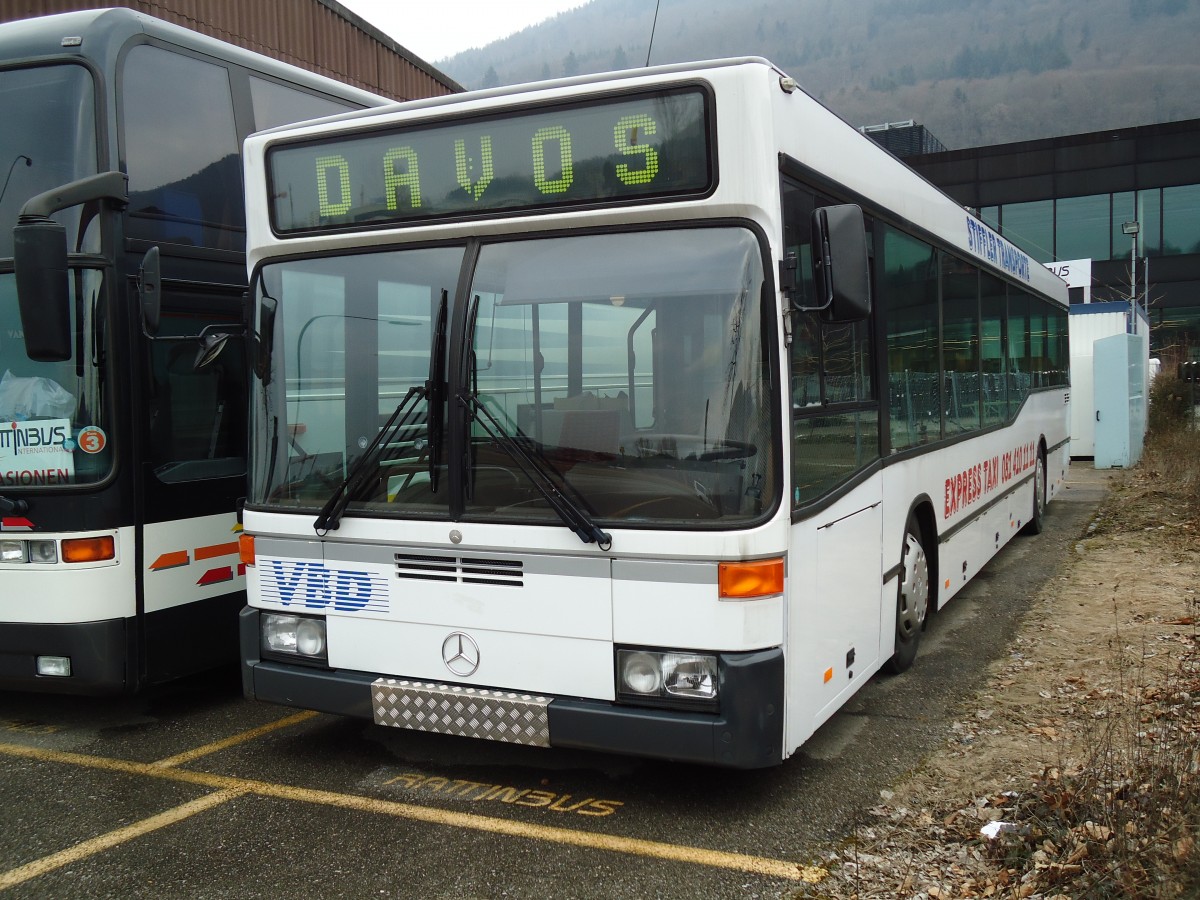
[883,516,930,675]
[1021,449,1046,536]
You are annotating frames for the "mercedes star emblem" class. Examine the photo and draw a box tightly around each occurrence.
[441,631,480,677]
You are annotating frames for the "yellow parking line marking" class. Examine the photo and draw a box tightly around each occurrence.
[0,742,824,884]
[151,710,318,768]
[0,789,243,892]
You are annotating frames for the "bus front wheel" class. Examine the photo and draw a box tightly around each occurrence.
[883,516,930,675]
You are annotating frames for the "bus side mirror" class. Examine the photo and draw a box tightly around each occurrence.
[255,294,277,387]
[13,170,129,362]
[13,217,71,361]
[811,204,870,322]
[139,246,161,336]
[194,325,236,370]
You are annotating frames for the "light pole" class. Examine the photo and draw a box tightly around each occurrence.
[1122,220,1140,325]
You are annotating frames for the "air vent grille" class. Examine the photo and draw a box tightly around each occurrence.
[394,553,523,587]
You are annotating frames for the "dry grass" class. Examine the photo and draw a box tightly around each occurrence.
[797,425,1200,900]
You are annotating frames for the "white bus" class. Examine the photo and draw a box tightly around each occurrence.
[0,9,398,695]
[237,58,1069,767]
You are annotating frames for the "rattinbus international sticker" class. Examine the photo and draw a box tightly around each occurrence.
[1,418,75,486]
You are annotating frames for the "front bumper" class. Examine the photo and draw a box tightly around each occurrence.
[239,607,783,768]
[0,618,130,695]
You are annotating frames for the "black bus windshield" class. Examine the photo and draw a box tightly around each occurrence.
[250,227,779,528]
[0,63,112,489]
[0,269,112,488]
[0,64,97,256]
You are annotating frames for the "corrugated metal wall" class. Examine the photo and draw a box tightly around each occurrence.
[0,0,461,100]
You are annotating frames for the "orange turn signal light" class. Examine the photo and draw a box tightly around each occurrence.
[718,557,784,599]
[61,535,115,563]
[239,533,256,567]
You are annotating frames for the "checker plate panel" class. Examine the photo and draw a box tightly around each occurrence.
[371,678,552,747]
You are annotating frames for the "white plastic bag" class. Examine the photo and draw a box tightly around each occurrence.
[0,369,76,421]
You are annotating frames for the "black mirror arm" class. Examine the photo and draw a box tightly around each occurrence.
[17,171,128,221]
[795,228,836,316]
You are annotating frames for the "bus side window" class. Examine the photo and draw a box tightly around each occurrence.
[783,177,879,507]
[881,227,940,451]
[147,291,247,483]
[941,253,981,435]
[248,76,359,131]
[122,45,243,251]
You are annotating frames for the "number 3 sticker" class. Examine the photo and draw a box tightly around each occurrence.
[77,426,107,454]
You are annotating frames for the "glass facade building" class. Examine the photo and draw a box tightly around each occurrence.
[908,119,1200,355]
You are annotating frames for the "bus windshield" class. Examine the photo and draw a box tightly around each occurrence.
[0,64,97,256]
[252,227,778,528]
[0,269,112,489]
[0,64,111,490]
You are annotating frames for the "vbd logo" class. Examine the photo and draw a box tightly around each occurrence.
[262,559,389,612]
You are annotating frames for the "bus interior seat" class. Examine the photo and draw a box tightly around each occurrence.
[544,391,633,461]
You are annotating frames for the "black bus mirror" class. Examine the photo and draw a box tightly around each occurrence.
[13,217,71,361]
[139,245,161,336]
[811,204,871,322]
[255,294,277,386]
[194,326,234,369]
[13,170,129,361]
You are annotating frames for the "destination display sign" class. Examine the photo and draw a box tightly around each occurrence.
[268,88,712,234]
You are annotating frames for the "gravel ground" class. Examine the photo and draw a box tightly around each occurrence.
[795,462,1200,899]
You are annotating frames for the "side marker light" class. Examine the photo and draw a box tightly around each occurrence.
[239,534,256,567]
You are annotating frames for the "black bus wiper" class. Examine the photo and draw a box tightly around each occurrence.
[458,390,612,550]
[0,495,29,516]
[426,289,448,491]
[314,385,426,534]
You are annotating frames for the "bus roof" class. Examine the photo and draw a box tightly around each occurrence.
[0,7,387,108]
[244,56,1068,303]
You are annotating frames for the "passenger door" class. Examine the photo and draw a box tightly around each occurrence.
[140,280,247,684]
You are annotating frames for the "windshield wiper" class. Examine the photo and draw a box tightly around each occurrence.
[458,390,612,550]
[313,385,426,534]
[426,289,448,491]
[0,495,29,516]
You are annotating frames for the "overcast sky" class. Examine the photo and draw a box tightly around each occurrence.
[337,1,587,63]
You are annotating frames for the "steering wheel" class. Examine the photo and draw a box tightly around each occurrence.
[605,494,720,519]
[697,440,756,461]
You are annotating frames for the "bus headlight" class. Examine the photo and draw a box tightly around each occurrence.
[261,613,327,662]
[616,648,718,708]
[1,540,26,562]
[0,539,58,564]
[28,540,58,564]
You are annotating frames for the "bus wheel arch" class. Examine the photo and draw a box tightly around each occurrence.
[883,500,936,675]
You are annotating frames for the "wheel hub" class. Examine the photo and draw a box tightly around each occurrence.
[898,533,929,638]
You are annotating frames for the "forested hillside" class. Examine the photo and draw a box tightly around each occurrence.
[437,0,1200,148]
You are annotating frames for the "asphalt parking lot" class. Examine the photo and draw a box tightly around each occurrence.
[0,464,1109,899]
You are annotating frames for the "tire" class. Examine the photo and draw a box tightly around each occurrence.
[882,515,931,675]
[1020,449,1046,536]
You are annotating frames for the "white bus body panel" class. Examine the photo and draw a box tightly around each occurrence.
[142,512,245,613]
[0,527,130,623]
[785,474,885,752]
[612,559,784,651]
[2,512,243,624]
[247,513,787,701]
